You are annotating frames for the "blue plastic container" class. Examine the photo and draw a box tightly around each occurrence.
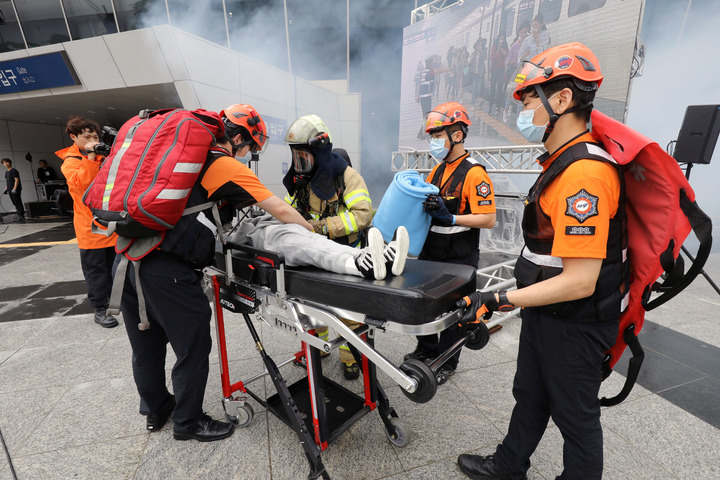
[373,170,438,256]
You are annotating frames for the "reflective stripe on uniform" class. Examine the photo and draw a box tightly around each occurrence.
[521,247,563,268]
[343,188,371,209]
[429,225,471,234]
[340,209,358,235]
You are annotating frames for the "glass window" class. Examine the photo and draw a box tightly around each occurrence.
[538,0,562,24]
[115,0,167,32]
[13,0,70,47]
[0,2,26,52]
[568,0,607,17]
[62,0,117,40]
[167,0,227,45]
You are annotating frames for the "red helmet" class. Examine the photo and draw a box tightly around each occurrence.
[425,102,472,134]
[513,42,603,101]
[219,103,269,153]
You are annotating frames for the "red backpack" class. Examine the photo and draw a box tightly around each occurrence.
[83,108,226,330]
[589,111,713,406]
[83,108,224,240]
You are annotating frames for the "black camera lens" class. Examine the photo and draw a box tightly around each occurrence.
[93,143,112,156]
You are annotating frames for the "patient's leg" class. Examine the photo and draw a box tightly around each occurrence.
[258,222,360,274]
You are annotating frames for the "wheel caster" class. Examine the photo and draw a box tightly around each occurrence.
[399,358,437,403]
[464,322,490,350]
[224,400,254,427]
[385,417,411,448]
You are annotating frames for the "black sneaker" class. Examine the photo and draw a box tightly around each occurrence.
[383,226,410,277]
[435,364,456,385]
[354,227,386,280]
[94,307,119,328]
[457,453,528,480]
[173,413,235,442]
[403,345,435,363]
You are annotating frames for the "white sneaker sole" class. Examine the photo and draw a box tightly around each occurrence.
[367,227,386,280]
[391,226,409,276]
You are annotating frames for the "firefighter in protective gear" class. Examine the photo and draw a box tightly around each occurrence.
[457,43,626,480]
[404,101,497,386]
[283,114,372,380]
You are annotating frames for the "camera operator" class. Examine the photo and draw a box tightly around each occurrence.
[57,115,119,329]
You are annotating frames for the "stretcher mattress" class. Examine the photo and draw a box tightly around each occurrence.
[216,251,476,325]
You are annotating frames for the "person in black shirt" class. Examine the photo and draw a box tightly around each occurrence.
[2,158,24,222]
[36,159,58,184]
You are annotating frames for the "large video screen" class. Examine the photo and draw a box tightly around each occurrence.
[398,0,644,150]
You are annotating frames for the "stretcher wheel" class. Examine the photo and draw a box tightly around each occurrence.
[226,403,254,427]
[464,322,490,350]
[385,417,411,448]
[399,358,437,404]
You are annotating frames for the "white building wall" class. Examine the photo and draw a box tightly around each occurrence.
[0,25,361,211]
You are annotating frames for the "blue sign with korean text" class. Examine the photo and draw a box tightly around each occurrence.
[262,115,288,145]
[0,52,80,95]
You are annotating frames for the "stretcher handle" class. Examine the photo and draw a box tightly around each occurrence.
[224,240,285,268]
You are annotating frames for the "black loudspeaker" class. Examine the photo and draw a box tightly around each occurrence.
[673,104,720,164]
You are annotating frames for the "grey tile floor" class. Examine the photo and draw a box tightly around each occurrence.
[0,220,719,479]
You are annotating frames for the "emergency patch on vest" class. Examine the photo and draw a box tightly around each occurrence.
[565,225,596,236]
[476,181,491,198]
[565,189,598,223]
[478,200,493,206]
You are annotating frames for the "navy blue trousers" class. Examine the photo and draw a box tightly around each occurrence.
[494,308,618,480]
[79,246,115,309]
[115,251,212,431]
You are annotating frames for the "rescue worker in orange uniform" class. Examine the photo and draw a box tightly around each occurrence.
[58,116,119,328]
[404,102,496,385]
[456,43,627,480]
[118,104,314,443]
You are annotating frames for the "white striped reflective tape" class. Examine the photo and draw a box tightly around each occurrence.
[156,188,191,200]
[521,247,563,268]
[586,144,617,164]
[429,225,471,234]
[173,162,203,174]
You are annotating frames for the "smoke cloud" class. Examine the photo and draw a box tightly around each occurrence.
[626,0,720,252]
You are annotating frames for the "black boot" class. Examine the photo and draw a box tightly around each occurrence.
[94,306,118,328]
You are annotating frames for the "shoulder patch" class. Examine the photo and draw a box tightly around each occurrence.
[565,189,598,223]
[476,181,491,198]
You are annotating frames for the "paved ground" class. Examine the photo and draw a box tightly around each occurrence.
[1,218,719,480]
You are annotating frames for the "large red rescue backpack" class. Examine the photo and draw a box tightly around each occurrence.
[83,108,224,240]
[589,110,712,406]
[83,108,226,330]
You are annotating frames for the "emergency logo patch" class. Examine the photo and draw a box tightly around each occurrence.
[476,181,491,198]
[565,189,598,223]
[453,110,463,120]
[555,55,573,70]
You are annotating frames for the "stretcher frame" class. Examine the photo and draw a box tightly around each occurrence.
[207,241,491,480]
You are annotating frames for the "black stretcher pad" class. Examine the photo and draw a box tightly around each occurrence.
[216,251,476,325]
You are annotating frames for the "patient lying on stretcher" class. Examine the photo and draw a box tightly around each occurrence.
[229,212,409,281]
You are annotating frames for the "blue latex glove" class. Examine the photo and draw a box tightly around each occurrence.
[423,194,454,226]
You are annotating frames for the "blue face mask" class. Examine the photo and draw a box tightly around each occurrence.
[516,93,559,143]
[237,150,252,165]
[429,137,449,160]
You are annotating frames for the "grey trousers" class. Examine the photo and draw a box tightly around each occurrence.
[231,213,360,275]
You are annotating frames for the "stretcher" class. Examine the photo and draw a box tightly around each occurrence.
[206,241,491,480]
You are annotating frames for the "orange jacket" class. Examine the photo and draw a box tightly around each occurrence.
[57,144,117,249]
